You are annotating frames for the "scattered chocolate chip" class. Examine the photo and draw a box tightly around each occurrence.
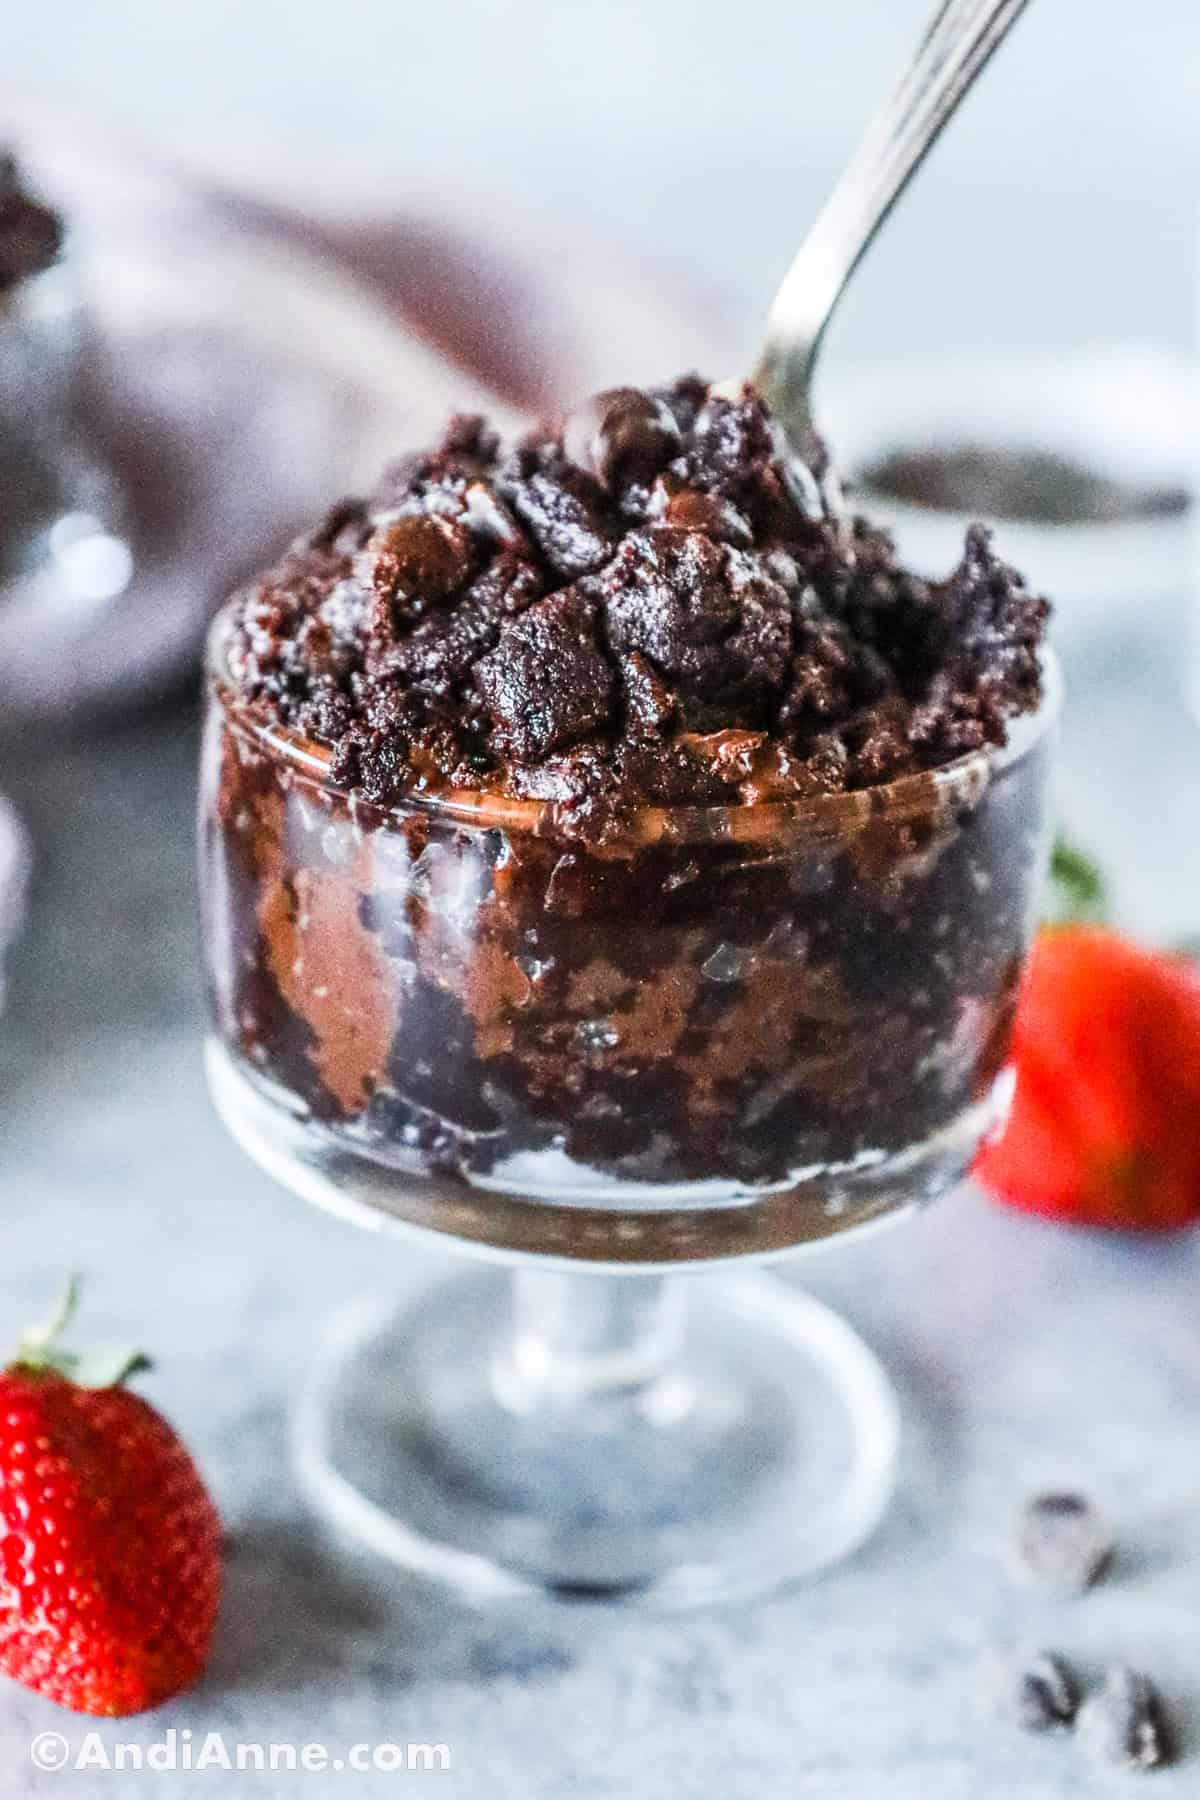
[1014,1492,1113,1594]
[1078,1668,1172,1772]
[1010,1651,1080,1732]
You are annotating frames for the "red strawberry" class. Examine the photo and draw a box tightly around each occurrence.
[0,1283,222,1715]
[974,924,1200,1230]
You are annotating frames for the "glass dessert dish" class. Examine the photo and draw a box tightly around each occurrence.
[200,615,1058,1605]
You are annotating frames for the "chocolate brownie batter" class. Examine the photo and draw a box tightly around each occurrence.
[203,378,1053,1215]
[225,378,1045,843]
[0,154,62,294]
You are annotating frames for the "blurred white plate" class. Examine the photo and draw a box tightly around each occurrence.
[822,347,1195,647]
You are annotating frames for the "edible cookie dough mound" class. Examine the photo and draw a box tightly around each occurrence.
[225,378,1048,836]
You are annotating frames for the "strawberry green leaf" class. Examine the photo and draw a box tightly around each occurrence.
[1046,837,1106,925]
[11,1280,151,1388]
[68,1348,153,1390]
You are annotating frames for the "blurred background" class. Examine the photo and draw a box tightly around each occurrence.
[8,0,1198,357]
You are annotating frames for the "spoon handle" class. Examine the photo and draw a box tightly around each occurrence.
[756,0,1031,447]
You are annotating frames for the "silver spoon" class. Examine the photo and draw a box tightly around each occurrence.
[755,0,1032,452]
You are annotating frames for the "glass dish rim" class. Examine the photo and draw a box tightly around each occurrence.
[205,605,1061,847]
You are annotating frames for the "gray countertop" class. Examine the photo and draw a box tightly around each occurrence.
[1,601,1199,1797]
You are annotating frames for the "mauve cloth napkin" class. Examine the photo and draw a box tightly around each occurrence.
[0,103,721,726]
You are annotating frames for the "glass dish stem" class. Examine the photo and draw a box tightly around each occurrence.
[496,1269,688,1420]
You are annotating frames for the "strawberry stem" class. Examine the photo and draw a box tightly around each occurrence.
[20,1274,82,1357]
[11,1279,152,1388]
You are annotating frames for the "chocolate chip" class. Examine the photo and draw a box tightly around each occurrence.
[563,387,682,491]
[1078,1668,1172,1771]
[1014,1492,1113,1593]
[1010,1651,1080,1732]
[360,514,478,620]
[502,466,613,580]
[473,587,614,761]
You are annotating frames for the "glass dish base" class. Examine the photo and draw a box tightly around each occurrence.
[292,1266,899,1610]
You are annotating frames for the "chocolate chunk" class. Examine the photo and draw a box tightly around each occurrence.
[620,650,676,735]
[379,556,541,694]
[1010,1651,1080,1732]
[602,528,791,711]
[1014,1492,1113,1593]
[1078,1668,1172,1772]
[721,553,794,697]
[474,587,614,761]
[603,527,736,668]
[935,524,1048,738]
[563,387,682,491]
[683,390,810,538]
[502,464,613,580]
[360,514,478,621]
[689,390,778,488]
